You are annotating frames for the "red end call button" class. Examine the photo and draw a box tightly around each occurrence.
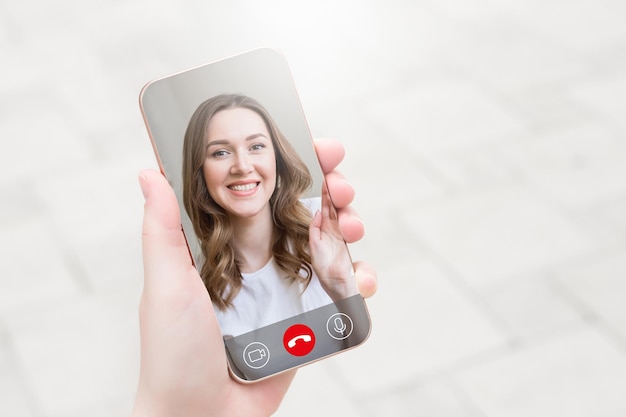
[283,324,316,356]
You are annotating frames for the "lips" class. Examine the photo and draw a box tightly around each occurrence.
[228,182,259,191]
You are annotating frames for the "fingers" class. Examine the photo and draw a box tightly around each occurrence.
[315,138,359,240]
[315,139,355,224]
[353,261,377,299]
[139,169,194,292]
[314,138,345,174]
[314,138,373,296]
[324,171,354,209]
[337,205,364,243]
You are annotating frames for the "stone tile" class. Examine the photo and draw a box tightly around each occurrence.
[0,372,34,417]
[331,3,466,96]
[327,259,505,393]
[50,54,152,145]
[601,0,626,16]
[497,0,626,53]
[81,1,189,50]
[368,78,525,156]
[33,154,148,292]
[0,40,61,93]
[601,0,626,14]
[274,364,361,417]
[424,0,510,22]
[76,231,144,295]
[0,101,94,187]
[589,195,626,237]
[32,152,145,245]
[0,326,36,416]
[498,123,626,210]
[51,394,134,417]
[426,141,523,189]
[570,74,626,133]
[0,330,8,369]
[359,390,409,417]
[5,294,139,417]
[229,2,461,102]
[0,25,99,110]
[344,204,429,277]
[1,0,90,41]
[363,377,479,417]
[555,249,626,341]
[443,14,588,92]
[345,145,447,211]
[0,180,44,229]
[0,218,80,315]
[505,85,592,131]
[0,330,35,417]
[403,184,597,287]
[91,119,158,167]
[455,325,626,417]
[477,274,585,342]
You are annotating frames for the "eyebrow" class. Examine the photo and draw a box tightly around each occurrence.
[206,133,269,149]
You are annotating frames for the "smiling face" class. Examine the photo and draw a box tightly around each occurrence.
[202,107,277,221]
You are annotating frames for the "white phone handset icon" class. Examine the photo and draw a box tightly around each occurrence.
[288,334,312,348]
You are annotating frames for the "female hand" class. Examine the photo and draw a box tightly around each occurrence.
[309,183,359,300]
[132,138,377,417]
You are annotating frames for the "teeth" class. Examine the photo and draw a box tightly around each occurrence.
[229,183,257,191]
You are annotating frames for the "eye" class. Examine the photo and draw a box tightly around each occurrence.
[211,149,230,158]
[250,143,266,152]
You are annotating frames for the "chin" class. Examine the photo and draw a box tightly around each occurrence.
[228,207,267,219]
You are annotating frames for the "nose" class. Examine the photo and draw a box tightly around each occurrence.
[230,151,253,174]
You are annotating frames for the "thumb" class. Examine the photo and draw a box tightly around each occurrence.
[139,169,194,292]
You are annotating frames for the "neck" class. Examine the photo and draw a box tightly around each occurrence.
[230,208,274,273]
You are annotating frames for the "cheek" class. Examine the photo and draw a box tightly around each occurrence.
[269,166,278,197]
[202,163,220,194]
[266,161,277,188]
[264,153,278,179]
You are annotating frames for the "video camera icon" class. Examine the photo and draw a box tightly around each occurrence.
[248,348,266,363]
[243,342,270,369]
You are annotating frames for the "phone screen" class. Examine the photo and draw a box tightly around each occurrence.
[139,48,370,382]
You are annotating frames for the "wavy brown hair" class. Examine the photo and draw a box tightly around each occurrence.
[183,94,314,311]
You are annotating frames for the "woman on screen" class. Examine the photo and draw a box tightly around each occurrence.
[182,94,358,337]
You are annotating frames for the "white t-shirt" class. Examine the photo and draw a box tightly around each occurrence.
[214,258,333,337]
[213,197,333,337]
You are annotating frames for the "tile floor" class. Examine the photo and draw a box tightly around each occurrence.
[1,1,625,416]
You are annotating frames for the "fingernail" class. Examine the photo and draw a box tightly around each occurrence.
[138,173,149,201]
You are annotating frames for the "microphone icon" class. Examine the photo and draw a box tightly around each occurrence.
[327,313,353,340]
[333,317,347,334]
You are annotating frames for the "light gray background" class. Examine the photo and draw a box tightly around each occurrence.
[2,1,626,417]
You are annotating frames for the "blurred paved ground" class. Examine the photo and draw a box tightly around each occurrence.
[1,1,626,416]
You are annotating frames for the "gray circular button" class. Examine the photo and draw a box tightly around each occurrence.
[243,342,270,369]
[326,313,353,340]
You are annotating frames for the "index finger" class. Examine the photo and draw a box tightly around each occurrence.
[313,138,345,174]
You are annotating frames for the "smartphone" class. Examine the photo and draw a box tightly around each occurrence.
[139,48,370,382]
